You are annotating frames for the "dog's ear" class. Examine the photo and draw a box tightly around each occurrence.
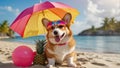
[42,18,50,28]
[62,13,72,25]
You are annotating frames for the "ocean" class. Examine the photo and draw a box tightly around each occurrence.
[2,36,120,54]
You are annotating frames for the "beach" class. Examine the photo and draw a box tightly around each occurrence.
[0,40,120,68]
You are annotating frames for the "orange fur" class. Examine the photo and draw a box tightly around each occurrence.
[42,13,77,67]
[44,24,76,63]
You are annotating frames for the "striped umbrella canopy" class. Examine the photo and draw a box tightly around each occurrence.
[10,1,79,38]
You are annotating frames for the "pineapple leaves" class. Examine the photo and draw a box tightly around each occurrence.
[35,39,46,54]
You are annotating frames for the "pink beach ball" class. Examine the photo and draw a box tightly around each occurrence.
[12,46,34,67]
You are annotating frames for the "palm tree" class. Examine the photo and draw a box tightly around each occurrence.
[0,20,9,36]
[110,17,116,24]
[117,21,120,26]
[0,20,14,38]
[0,23,1,31]
[7,29,15,38]
[116,21,120,32]
[109,17,116,30]
[91,25,96,32]
[102,17,109,30]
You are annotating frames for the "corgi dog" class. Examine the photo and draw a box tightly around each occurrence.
[42,13,76,67]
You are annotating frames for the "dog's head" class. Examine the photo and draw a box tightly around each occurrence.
[42,13,72,44]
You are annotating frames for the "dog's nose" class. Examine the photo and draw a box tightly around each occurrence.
[54,30,58,35]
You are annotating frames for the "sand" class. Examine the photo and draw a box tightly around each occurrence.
[0,40,120,68]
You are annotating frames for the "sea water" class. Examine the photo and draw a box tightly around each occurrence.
[2,36,120,54]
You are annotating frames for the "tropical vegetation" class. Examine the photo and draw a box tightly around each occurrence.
[78,17,120,36]
[0,20,14,38]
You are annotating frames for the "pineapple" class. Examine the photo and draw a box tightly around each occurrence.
[33,39,47,65]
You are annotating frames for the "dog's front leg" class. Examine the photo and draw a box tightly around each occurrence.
[66,52,77,67]
[67,56,77,67]
[46,58,55,68]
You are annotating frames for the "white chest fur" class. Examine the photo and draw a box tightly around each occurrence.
[47,44,75,63]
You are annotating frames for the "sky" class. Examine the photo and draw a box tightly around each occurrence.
[0,0,120,35]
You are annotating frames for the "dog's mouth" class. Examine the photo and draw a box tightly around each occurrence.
[55,33,65,42]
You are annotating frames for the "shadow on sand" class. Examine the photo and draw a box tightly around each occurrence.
[0,62,46,68]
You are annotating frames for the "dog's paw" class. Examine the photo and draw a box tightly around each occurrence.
[68,63,77,67]
[46,64,54,68]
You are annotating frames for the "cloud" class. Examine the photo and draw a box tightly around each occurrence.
[92,0,119,9]
[71,21,91,35]
[85,0,104,27]
[71,0,120,34]
[86,0,120,18]
[86,0,120,25]
[71,21,84,34]
[0,6,20,16]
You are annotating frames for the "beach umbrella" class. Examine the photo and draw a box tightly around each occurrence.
[10,1,79,38]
